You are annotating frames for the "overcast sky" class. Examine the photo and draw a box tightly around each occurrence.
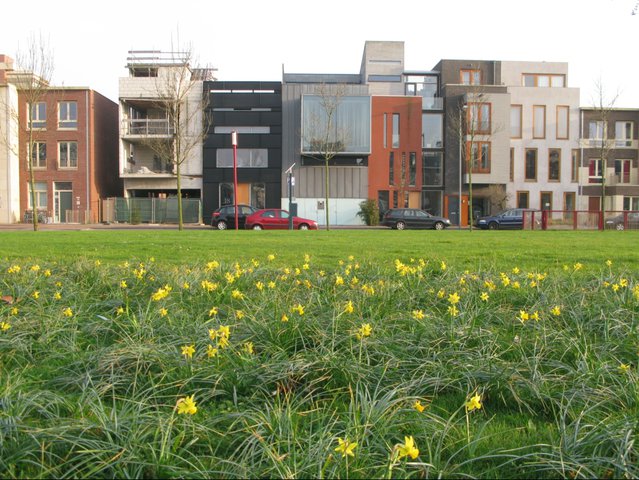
[3,0,638,107]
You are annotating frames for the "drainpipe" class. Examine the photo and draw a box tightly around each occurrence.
[579,108,583,211]
[85,90,90,223]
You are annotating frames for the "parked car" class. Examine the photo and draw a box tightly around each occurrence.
[476,208,540,230]
[381,208,451,230]
[211,204,258,230]
[605,212,639,230]
[245,209,319,230]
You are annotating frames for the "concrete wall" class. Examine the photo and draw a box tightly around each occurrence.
[0,83,20,223]
[360,41,405,96]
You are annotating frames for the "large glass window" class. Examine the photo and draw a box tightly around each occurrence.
[422,113,443,148]
[378,190,389,215]
[533,105,546,139]
[58,101,78,129]
[27,181,47,209]
[510,105,522,138]
[548,149,561,181]
[460,69,481,85]
[422,152,443,186]
[614,159,631,184]
[623,196,639,211]
[29,102,46,129]
[525,149,537,181]
[28,142,47,168]
[392,113,400,148]
[517,191,529,208]
[409,152,416,186]
[216,149,268,168]
[468,141,491,173]
[615,121,634,147]
[556,106,569,139]
[571,150,580,182]
[588,159,602,184]
[301,95,371,154]
[468,103,491,134]
[388,152,395,186]
[589,121,606,139]
[58,141,78,168]
[421,191,442,216]
[522,74,565,87]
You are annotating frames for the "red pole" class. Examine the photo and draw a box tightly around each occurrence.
[232,131,238,230]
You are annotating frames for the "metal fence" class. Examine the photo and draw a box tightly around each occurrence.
[523,210,639,231]
[102,198,202,224]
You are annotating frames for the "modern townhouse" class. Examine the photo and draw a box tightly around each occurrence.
[0,54,119,224]
[201,81,283,216]
[0,55,20,223]
[579,107,639,213]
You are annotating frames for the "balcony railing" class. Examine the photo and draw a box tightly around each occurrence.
[122,119,174,136]
[422,97,444,110]
[580,138,638,149]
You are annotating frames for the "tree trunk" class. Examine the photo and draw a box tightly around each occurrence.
[325,159,330,231]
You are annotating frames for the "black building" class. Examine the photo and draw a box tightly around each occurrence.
[202,81,282,216]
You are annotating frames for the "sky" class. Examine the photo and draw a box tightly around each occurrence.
[2,0,638,107]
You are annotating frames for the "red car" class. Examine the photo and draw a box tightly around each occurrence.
[245,209,318,230]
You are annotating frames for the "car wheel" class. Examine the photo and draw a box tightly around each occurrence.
[252,224,263,230]
[488,222,499,230]
[396,221,406,230]
[298,224,309,230]
[434,222,445,230]
[616,223,625,231]
[216,220,228,230]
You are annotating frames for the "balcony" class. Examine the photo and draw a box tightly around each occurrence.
[121,119,174,137]
[580,138,638,149]
[122,157,174,177]
[422,97,444,110]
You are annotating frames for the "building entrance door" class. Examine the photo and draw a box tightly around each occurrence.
[54,182,73,223]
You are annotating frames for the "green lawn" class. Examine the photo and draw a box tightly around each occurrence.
[0,230,637,478]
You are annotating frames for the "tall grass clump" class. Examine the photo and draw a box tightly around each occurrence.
[0,254,637,478]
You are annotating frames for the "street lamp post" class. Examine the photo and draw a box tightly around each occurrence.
[231,130,239,230]
[285,163,296,230]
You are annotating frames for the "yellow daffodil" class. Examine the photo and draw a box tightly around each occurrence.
[605,259,612,267]
[243,342,254,355]
[208,328,217,341]
[30,264,41,272]
[181,344,195,359]
[291,304,305,316]
[62,307,73,318]
[344,300,354,314]
[159,308,168,317]
[267,254,276,261]
[412,310,425,320]
[116,306,124,315]
[335,275,344,286]
[618,363,631,374]
[281,313,289,322]
[550,306,561,316]
[231,289,244,299]
[206,261,219,270]
[519,310,529,323]
[151,287,169,301]
[53,292,62,300]
[218,325,231,338]
[10,307,18,315]
[235,310,245,320]
[218,336,230,349]
[334,437,357,458]
[447,305,459,317]
[32,291,40,299]
[480,292,489,302]
[256,281,264,291]
[531,311,540,321]
[448,292,460,305]
[512,267,520,274]
[207,345,218,358]
[176,395,197,415]
[209,306,219,317]
[182,282,190,290]
[0,321,11,331]
[201,280,218,292]
[573,262,583,271]
[440,261,447,271]
[44,269,51,277]
[356,323,372,340]
[413,400,427,413]
[397,435,419,460]
[465,393,482,412]
[120,280,127,289]
[7,265,21,274]
[437,289,445,299]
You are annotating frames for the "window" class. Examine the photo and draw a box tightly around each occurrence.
[468,103,491,134]
[564,192,575,212]
[614,159,631,184]
[556,106,569,139]
[58,101,77,129]
[533,105,546,139]
[571,150,580,182]
[467,141,491,173]
[422,152,443,186]
[28,102,46,129]
[214,126,270,134]
[58,142,78,168]
[422,113,443,148]
[615,121,634,147]
[28,142,47,168]
[460,69,481,85]
[405,75,438,99]
[623,196,639,211]
[510,105,522,138]
[525,149,537,181]
[510,148,514,181]
[409,152,416,186]
[522,74,565,87]
[216,149,268,168]
[378,190,389,215]
[421,191,442,216]
[589,121,606,140]
[588,159,602,184]
[383,114,388,148]
[27,181,47,209]
[368,75,402,82]
[517,191,529,208]
[392,113,400,148]
[401,153,406,185]
[389,152,395,186]
[548,149,561,181]
[540,192,553,211]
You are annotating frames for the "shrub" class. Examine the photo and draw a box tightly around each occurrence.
[357,199,379,226]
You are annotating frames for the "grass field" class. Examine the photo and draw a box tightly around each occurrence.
[0,230,637,478]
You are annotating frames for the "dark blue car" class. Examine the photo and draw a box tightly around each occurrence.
[476,208,540,230]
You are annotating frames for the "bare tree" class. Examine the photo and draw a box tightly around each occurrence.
[302,84,348,231]
[142,42,212,231]
[591,78,619,217]
[12,34,54,231]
